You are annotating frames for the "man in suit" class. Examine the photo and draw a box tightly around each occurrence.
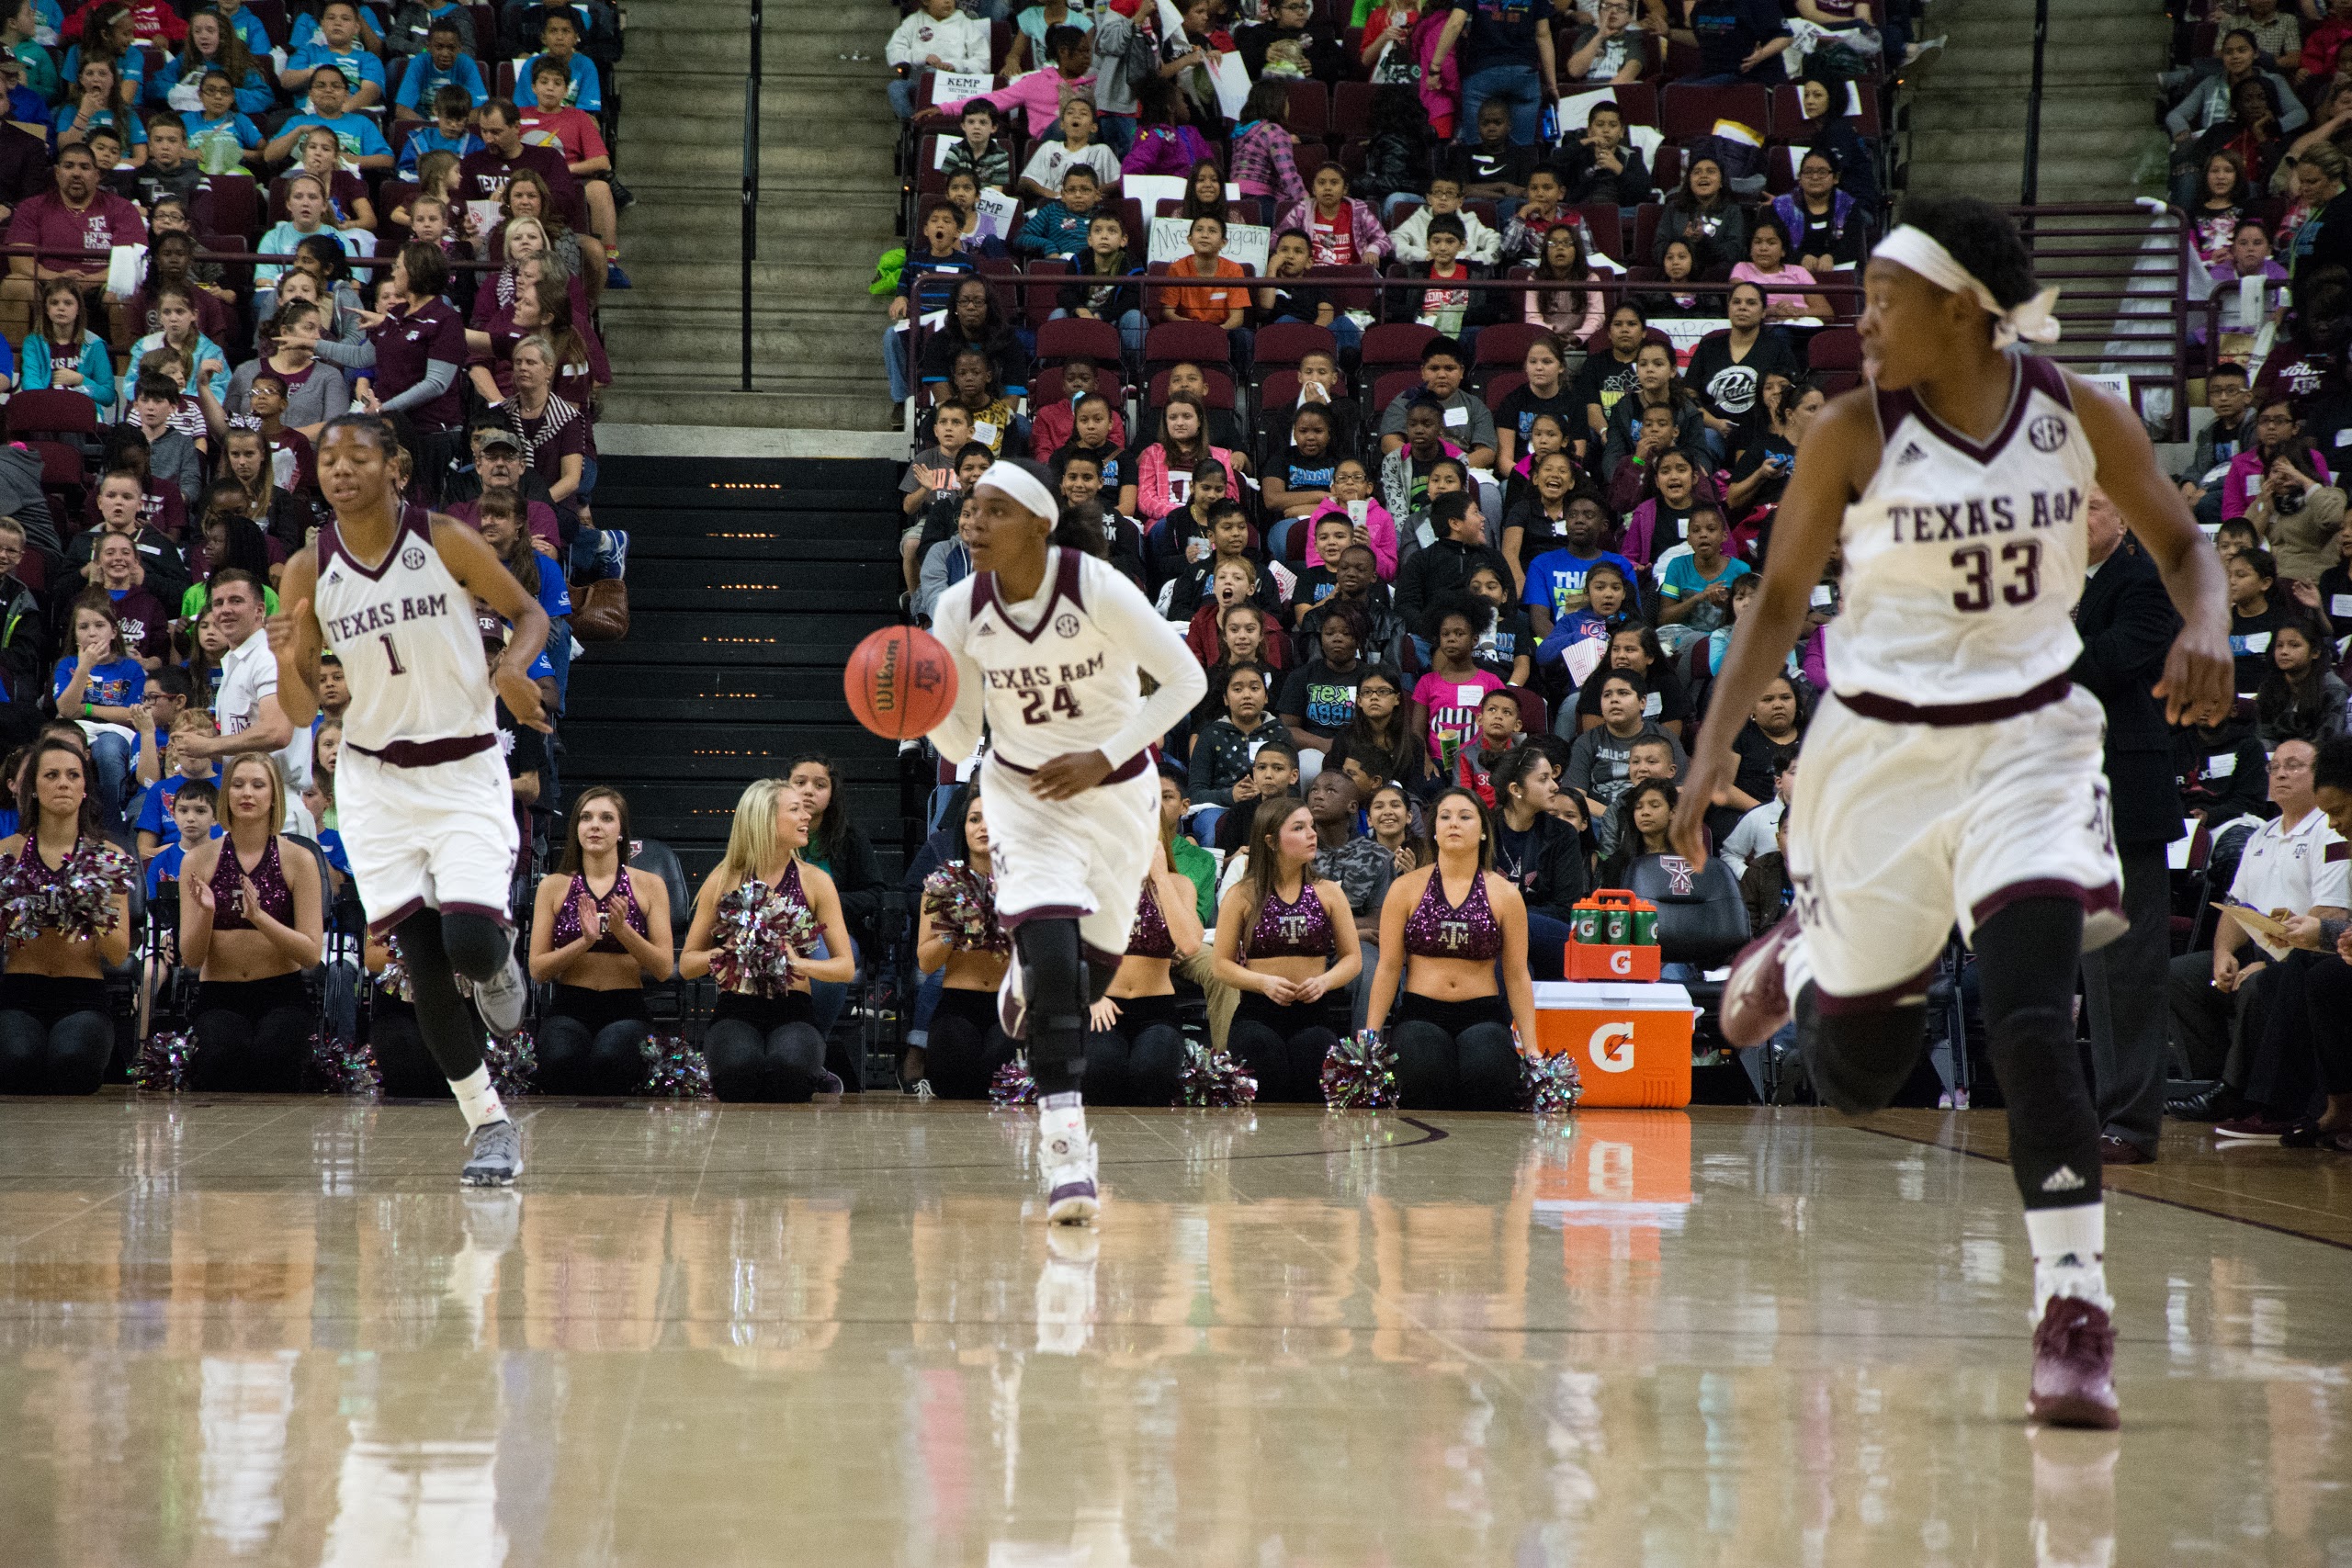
[2074,486,2186,1164]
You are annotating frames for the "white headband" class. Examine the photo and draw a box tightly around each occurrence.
[1871,224,2062,349]
[976,460,1058,522]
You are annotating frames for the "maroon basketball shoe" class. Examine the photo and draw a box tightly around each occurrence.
[1720,914,1803,1049]
[2028,1295,2121,1429]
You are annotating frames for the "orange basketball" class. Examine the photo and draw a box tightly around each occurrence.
[845,625,959,739]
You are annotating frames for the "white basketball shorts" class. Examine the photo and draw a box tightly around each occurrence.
[979,751,1160,964]
[1784,684,2126,1006]
[337,743,520,932]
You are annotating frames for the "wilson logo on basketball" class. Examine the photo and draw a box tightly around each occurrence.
[2027,415,2067,453]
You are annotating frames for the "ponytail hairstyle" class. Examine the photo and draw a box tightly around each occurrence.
[1238,793,1316,944]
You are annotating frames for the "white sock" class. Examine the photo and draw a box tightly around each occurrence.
[2023,1201,2112,1317]
[451,1066,506,1134]
[1040,1090,1087,1160]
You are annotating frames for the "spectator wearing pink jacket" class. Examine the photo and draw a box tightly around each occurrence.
[1227,81,1307,215]
[1274,164,1394,268]
[1121,79,1217,176]
[937,40,1097,136]
[1303,494,1400,579]
[1136,391,1240,521]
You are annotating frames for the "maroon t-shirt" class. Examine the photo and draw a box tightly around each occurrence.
[513,395,589,488]
[458,143,586,231]
[366,297,467,429]
[6,188,146,276]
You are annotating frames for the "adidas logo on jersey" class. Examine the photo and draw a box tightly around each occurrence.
[2040,1165,2086,1194]
[975,623,996,637]
[1894,441,1928,466]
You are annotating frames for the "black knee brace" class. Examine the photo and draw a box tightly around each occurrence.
[1016,919,1089,1091]
[1973,897,2102,1208]
[1796,985,1928,1115]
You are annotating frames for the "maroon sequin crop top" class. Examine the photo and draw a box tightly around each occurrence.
[550,868,648,953]
[1127,879,1175,959]
[209,837,293,931]
[1402,869,1502,960]
[1241,881,1335,960]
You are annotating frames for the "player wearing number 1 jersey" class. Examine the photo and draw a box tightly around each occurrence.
[927,457,1206,1224]
[266,413,554,1188]
[1674,198,2234,1430]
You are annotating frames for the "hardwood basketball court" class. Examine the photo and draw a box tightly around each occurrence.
[1,1099,2346,1564]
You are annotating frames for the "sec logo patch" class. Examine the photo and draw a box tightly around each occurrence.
[2027,415,2067,452]
[401,546,427,570]
[1054,613,1080,637]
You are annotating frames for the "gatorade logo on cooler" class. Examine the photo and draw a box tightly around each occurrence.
[1589,1021,1635,1073]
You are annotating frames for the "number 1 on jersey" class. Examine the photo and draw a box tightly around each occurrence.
[379,632,407,676]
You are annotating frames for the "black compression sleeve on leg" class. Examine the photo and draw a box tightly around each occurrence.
[1016,919,1089,1096]
[395,908,488,1082]
[439,912,512,984]
[1972,897,2103,1209]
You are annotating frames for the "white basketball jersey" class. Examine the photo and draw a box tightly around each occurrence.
[312,504,497,751]
[1832,354,2099,707]
[930,547,1176,773]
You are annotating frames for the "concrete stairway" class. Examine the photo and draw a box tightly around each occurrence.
[1905,0,2173,205]
[599,0,903,433]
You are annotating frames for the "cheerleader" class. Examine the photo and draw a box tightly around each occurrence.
[0,737,134,1093]
[680,779,855,1102]
[528,787,675,1096]
[1214,797,1364,1102]
[1363,785,1541,1110]
[1087,840,1205,1105]
[176,752,323,1091]
[915,787,1015,1100]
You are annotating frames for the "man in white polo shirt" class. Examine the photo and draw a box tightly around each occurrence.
[177,570,312,819]
[2165,739,2348,1127]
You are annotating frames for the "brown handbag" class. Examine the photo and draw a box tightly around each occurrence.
[571,577,630,642]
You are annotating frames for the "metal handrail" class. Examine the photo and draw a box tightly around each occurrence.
[742,0,763,393]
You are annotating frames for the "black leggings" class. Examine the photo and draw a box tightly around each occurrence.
[1087,991,1185,1106]
[1228,989,1344,1103]
[369,998,451,1099]
[538,985,651,1097]
[189,972,311,1093]
[390,908,513,1086]
[705,990,827,1102]
[926,986,1014,1100]
[1799,897,2098,1211]
[0,974,110,1095]
[1391,992,1520,1111]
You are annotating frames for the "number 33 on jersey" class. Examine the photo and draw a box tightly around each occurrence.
[1833,354,2098,707]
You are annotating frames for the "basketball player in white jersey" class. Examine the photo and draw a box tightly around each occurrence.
[1674,198,2234,1428]
[266,413,553,1187]
[926,457,1206,1223]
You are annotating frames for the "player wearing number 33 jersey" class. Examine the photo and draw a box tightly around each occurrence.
[928,544,1204,958]
[311,501,518,932]
[1792,349,2126,1001]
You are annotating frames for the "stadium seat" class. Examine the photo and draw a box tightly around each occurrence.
[1361,321,1439,375]
[1035,313,1122,367]
[1285,79,1330,137]
[1253,321,1338,377]
[1661,84,1772,141]
[1145,319,1239,377]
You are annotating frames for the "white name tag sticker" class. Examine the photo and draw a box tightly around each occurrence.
[2246,474,2265,497]
[2332,593,2352,617]
[1809,584,1833,608]
[2242,631,2272,653]
[1442,404,1470,427]
[1456,684,1483,706]
[2335,428,2352,447]
[1643,692,1662,716]
[2210,752,2237,777]
[973,419,1000,446]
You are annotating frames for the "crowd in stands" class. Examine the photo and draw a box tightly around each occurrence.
[878,0,1916,1108]
[0,0,631,1097]
[855,0,2352,1140]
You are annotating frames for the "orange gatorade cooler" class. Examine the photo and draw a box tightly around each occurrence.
[1529,981,1697,1108]
[1566,890,1662,981]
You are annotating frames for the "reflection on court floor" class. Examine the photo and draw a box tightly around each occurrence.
[0,1100,2346,1566]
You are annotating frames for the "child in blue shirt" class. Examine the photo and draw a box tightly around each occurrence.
[146,777,222,899]
[395,19,488,118]
[397,84,485,174]
[1654,506,1751,655]
[1523,536,1641,637]
[181,73,264,170]
[264,65,393,167]
[1532,558,1632,699]
[516,11,599,112]
[283,0,390,107]
[136,713,222,855]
